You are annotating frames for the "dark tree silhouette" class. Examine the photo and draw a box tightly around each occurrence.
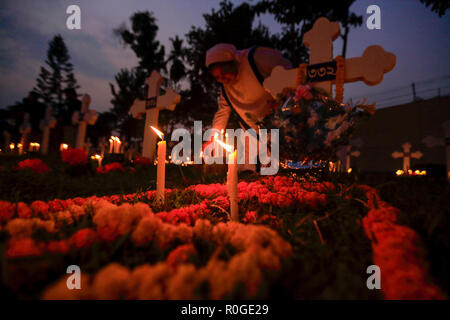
[34,35,80,114]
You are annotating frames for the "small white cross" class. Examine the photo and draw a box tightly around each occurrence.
[392,142,423,172]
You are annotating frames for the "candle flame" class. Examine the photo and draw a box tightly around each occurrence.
[151,126,164,140]
[347,168,352,173]
[395,169,404,176]
[214,138,233,153]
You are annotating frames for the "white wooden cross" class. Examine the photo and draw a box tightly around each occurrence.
[39,106,56,155]
[338,145,361,172]
[19,113,31,155]
[129,70,180,161]
[263,17,396,98]
[72,94,98,149]
[392,142,423,172]
[98,136,106,156]
[422,120,450,179]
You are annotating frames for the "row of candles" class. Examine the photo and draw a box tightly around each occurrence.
[8,142,41,154]
[395,169,427,176]
[151,126,239,221]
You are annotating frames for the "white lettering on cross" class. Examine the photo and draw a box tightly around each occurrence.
[263,17,396,99]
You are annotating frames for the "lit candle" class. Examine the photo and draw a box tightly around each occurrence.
[109,138,113,153]
[115,137,121,154]
[60,143,69,151]
[18,143,23,155]
[91,154,103,167]
[215,138,238,221]
[151,126,166,203]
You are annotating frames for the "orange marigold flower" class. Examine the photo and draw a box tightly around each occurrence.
[91,263,131,299]
[6,238,44,258]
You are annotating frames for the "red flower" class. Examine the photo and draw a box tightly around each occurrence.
[69,228,98,248]
[166,244,197,268]
[294,84,313,101]
[96,162,125,174]
[30,201,49,218]
[17,202,32,218]
[134,156,151,166]
[61,148,88,165]
[243,211,257,224]
[0,200,15,222]
[46,240,71,254]
[16,159,49,174]
[6,238,44,258]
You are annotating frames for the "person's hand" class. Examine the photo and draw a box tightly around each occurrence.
[202,140,214,153]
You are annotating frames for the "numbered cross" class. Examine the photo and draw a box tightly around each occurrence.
[72,94,98,149]
[40,106,56,155]
[392,142,423,172]
[129,70,180,161]
[264,17,396,98]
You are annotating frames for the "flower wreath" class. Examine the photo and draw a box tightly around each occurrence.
[257,80,375,164]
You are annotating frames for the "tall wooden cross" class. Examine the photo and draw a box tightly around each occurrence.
[19,113,31,155]
[263,17,396,99]
[129,70,180,161]
[72,94,98,149]
[392,142,423,172]
[40,106,56,155]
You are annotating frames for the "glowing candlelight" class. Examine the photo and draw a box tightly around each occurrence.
[9,143,15,150]
[215,138,238,221]
[91,154,103,167]
[115,137,121,154]
[60,143,69,151]
[17,143,23,154]
[29,142,40,152]
[151,126,166,203]
[109,138,113,153]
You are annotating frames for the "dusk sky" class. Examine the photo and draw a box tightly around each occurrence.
[0,0,449,112]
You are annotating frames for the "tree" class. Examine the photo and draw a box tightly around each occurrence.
[167,35,188,90]
[109,68,147,140]
[114,11,166,75]
[34,35,80,113]
[419,0,449,16]
[253,0,363,63]
[111,11,166,139]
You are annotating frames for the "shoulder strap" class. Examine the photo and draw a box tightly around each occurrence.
[220,84,251,131]
[248,46,264,85]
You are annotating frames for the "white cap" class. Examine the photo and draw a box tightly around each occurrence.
[205,43,237,67]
